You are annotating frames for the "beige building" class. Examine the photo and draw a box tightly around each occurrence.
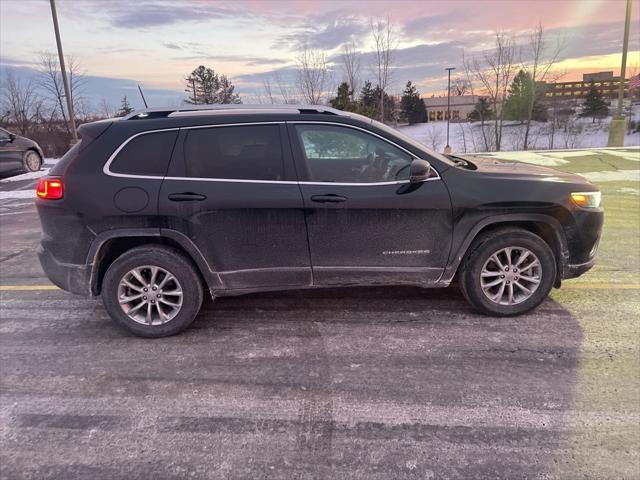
[541,71,630,102]
[422,95,482,121]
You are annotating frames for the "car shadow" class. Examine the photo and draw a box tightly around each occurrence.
[181,285,582,479]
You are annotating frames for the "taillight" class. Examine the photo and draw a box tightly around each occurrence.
[36,178,64,199]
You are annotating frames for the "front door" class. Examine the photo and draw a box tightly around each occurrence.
[0,129,23,173]
[288,122,452,286]
[159,122,311,290]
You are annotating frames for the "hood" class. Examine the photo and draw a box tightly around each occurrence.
[456,154,594,186]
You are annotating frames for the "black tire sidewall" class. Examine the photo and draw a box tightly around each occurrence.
[462,232,556,316]
[102,247,203,337]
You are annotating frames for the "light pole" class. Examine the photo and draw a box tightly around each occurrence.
[445,67,455,153]
[608,0,632,147]
[49,0,77,143]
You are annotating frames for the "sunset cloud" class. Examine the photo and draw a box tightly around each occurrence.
[1,0,637,103]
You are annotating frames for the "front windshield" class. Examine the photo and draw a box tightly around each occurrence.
[343,111,456,166]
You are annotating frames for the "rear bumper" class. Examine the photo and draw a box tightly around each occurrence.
[37,245,93,296]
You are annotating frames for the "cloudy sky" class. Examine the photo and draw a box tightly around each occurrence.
[1,0,639,108]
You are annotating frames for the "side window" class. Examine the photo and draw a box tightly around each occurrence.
[110,130,178,176]
[294,124,413,183]
[183,125,283,180]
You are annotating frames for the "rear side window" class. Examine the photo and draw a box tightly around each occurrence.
[110,130,178,176]
[183,125,283,180]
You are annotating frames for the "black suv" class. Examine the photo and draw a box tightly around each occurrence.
[36,105,603,337]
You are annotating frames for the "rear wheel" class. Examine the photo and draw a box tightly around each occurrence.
[102,246,203,337]
[460,228,556,316]
[23,150,42,172]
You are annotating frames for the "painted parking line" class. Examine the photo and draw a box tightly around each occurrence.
[0,285,60,291]
[561,283,640,289]
[0,283,639,292]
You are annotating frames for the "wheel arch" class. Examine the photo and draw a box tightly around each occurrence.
[442,214,569,286]
[88,229,222,296]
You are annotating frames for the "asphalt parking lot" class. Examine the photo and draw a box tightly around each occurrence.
[0,148,639,479]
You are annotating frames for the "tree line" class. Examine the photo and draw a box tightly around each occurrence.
[1,19,632,156]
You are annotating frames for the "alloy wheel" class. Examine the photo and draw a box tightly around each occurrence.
[117,265,183,325]
[480,246,542,305]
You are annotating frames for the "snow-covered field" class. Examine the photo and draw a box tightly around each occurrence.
[398,117,640,155]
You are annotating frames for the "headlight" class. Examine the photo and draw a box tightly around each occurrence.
[571,191,601,208]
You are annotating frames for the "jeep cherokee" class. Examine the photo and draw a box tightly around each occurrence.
[35,105,604,337]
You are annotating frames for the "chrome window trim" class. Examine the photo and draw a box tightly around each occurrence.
[103,120,440,185]
[103,127,180,179]
[286,120,440,183]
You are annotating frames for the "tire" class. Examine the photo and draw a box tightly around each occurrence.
[23,150,42,173]
[102,246,204,337]
[459,228,556,316]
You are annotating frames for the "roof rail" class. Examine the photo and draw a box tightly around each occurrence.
[123,104,345,120]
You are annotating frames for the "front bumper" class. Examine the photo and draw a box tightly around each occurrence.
[562,257,597,280]
[37,245,92,296]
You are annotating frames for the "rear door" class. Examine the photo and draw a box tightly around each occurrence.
[159,122,311,291]
[288,122,452,286]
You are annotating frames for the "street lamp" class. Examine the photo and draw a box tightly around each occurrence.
[445,67,455,154]
[607,0,632,147]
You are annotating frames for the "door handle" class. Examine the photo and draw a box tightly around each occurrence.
[310,194,347,203]
[168,192,207,202]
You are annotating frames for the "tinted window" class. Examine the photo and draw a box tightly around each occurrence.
[110,130,178,176]
[184,125,283,180]
[294,124,413,183]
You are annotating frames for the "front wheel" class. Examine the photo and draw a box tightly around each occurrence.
[460,229,556,316]
[102,246,203,337]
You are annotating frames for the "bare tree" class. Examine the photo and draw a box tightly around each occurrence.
[521,23,564,150]
[1,72,44,136]
[342,40,361,102]
[37,51,86,133]
[451,77,472,96]
[296,47,330,105]
[262,78,276,104]
[370,17,397,122]
[98,97,114,118]
[464,32,517,151]
[424,124,444,151]
[274,72,296,104]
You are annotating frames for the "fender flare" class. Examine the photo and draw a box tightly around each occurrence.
[439,213,569,284]
[86,228,223,294]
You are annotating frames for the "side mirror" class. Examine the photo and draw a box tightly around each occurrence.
[409,159,431,183]
[9,133,15,142]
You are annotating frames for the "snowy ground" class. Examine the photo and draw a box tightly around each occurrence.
[399,117,640,155]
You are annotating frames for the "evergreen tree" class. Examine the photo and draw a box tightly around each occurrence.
[330,82,356,111]
[184,65,241,104]
[504,70,533,123]
[400,81,427,124]
[503,69,547,123]
[580,86,609,123]
[358,80,377,118]
[116,96,134,117]
[468,97,493,122]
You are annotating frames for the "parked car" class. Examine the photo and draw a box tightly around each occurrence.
[35,105,603,337]
[0,127,44,174]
